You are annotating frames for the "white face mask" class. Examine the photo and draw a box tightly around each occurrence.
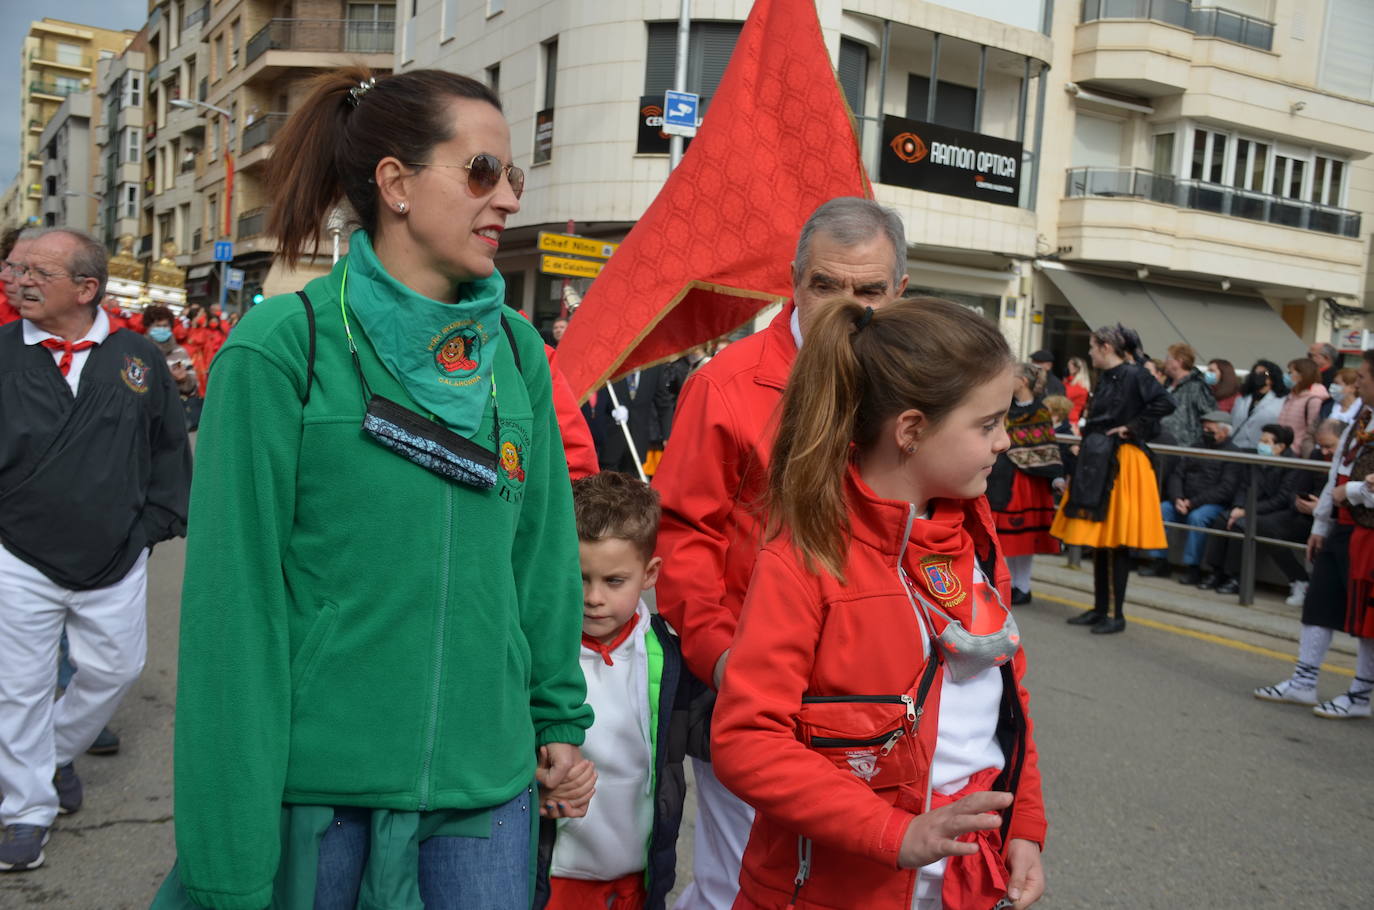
[1331,383,1345,399]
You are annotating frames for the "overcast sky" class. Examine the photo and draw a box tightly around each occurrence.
[0,1,148,186]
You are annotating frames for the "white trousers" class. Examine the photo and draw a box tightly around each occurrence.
[674,757,756,910]
[0,546,148,827]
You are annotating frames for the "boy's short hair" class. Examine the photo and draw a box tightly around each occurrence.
[572,471,661,561]
[1260,423,1294,447]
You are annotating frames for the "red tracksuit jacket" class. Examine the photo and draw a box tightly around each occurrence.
[712,469,1047,910]
[653,304,797,684]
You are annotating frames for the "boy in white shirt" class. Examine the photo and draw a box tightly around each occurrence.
[534,472,697,910]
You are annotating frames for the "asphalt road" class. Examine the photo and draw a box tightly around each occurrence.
[4,540,1371,908]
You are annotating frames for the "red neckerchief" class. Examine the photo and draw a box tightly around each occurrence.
[900,498,990,631]
[581,611,640,666]
[39,338,97,376]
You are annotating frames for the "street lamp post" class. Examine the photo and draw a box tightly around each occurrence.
[171,98,235,314]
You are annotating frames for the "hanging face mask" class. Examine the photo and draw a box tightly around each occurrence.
[148,326,173,343]
[899,565,1020,683]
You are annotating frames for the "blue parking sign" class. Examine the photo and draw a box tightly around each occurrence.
[663,90,699,137]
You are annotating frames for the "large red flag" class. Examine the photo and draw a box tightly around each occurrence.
[555,0,871,401]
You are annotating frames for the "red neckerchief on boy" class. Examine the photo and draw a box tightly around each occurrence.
[581,611,641,666]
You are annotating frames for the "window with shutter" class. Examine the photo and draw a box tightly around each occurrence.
[838,38,868,117]
[906,75,977,132]
[644,21,742,99]
[1319,0,1374,100]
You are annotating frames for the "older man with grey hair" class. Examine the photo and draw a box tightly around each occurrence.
[653,197,908,910]
[0,228,191,871]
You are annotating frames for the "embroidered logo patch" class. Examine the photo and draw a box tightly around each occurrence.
[429,319,488,387]
[845,750,880,782]
[121,355,150,394]
[919,556,966,607]
[500,439,525,483]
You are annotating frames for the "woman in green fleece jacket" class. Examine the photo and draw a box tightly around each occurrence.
[154,67,593,910]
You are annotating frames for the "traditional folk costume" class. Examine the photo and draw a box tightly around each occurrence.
[1050,361,1175,631]
[1256,405,1374,718]
[987,397,1062,600]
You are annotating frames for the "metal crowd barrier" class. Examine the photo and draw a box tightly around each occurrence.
[1054,434,1330,606]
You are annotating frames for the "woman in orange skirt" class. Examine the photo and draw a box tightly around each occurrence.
[1051,325,1175,634]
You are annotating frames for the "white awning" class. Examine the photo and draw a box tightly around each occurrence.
[187,265,214,279]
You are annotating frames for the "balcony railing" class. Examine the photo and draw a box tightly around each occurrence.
[1064,167,1362,238]
[180,155,198,174]
[30,49,93,69]
[147,63,161,84]
[184,5,209,29]
[241,112,289,154]
[1081,0,1274,51]
[238,207,267,239]
[30,80,81,98]
[246,19,396,64]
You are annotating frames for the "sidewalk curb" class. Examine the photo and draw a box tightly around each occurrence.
[1031,556,1359,658]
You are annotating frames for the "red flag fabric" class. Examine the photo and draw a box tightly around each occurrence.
[555,0,871,401]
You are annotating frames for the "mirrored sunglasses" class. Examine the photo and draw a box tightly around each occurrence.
[410,154,525,199]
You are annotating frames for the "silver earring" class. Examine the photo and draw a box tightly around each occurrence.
[907,444,917,454]
[396,202,408,213]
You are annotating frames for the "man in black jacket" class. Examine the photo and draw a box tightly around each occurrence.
[1198,424,1322,595]
[0,229,191,872]
[1143,410,1243,585]
[594,363,677,475]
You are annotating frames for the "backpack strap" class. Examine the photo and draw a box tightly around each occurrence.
[501,314,522,373]
[296,290,317,405]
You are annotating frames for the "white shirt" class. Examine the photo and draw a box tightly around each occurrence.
[550,601,655,882]
[22,309,111,396]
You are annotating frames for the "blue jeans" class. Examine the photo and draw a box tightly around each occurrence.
[313,786,531,910]
[1150,501,1226,566]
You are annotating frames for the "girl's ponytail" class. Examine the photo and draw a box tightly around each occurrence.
[766,301,869,581]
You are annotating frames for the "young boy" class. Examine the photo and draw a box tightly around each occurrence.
[534,471,696,910]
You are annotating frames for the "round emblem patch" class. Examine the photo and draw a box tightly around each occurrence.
[918,555,966,607]
[434,327,480,376]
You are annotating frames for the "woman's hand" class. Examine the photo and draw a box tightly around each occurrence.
[896,790,1012,869]
[1105,425,1130,439]
[1003,837,1045,908]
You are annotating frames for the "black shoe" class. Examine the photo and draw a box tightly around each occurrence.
[1214,577,1240,595]
[1176,566,1202,586]
[86,726,119,756]
[1011,588,1032,606]
[1137,558,1171,578]
[1066,609,1106,626]
[1196,571,1222,590]
[1091,616,1127,634]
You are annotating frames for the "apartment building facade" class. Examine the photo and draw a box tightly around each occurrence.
[37,92,97,234]
[12,19,136,226]
[399,0,1372,361]
[93,40,150,256]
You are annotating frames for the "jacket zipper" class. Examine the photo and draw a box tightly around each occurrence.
[418,483,454,810]
[810,727,906,755]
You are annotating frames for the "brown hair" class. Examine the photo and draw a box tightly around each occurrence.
[1287,357,1319,394]
[142,304,175,327]
[267,65,502,266]
[766,298,1012,580]
[1209,358,1239,400]
[1167,343,1197,372]
[572,471,661,562]
[1336,366,1358,388]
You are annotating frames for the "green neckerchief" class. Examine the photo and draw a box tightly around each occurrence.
[343,229,506,436]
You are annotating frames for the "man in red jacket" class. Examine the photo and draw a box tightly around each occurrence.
[653,197,909,909]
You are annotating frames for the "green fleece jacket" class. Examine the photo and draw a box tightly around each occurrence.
[172,253,591,909]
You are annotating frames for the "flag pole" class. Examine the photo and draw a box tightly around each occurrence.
[605,383,648,482]
[669,0,691,170]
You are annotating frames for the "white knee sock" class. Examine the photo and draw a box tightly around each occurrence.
[1006,555,1033,593]
[1293,624,1333,687]
[1350,638,1374,703]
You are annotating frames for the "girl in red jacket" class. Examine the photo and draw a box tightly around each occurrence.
[711,298,1046,910]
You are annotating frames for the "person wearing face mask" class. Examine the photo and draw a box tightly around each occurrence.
[1206,359,1239,412]
[1142,412,1242,585]
[1197,424,1316,597]
[1230,359,1287,450]
[1326,367,1360,425]
[1278,358,1330,457]
[1160,343,1216,449]
[141,305,198,400]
